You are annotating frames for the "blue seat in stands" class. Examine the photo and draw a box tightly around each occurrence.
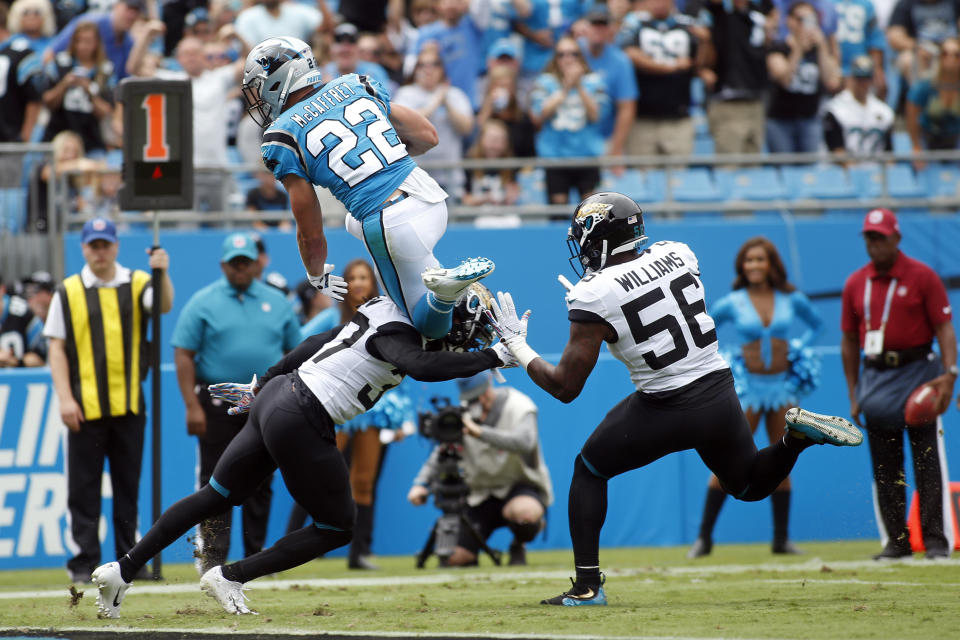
[600,169,666,203]
[515,169,546,205]
[892,131,912,153]
[849,163,926,199]
[714,167,786,201]
[693,135,715,156]
[781,165,858,200]
[919,163,960,198]
[668,167,722,202]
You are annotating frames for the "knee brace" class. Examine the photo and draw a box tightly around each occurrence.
[508,519,543,544]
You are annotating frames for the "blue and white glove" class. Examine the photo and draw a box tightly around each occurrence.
[208,374,259,416]
[484,291,539,370]
[308,264,348,302]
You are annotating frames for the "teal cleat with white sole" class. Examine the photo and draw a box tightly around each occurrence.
[785,408,863,446]
[421,257,495,302]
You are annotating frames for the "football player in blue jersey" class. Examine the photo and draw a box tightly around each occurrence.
[240,36,494,340]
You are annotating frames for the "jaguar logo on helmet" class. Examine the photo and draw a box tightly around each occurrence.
[445,283,496,352]
[575,202,613,220]
[566,192,648,278]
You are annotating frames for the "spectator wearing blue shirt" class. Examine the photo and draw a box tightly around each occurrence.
[414,0,484,107]
[321,22,392,90]
[835,0,887,97]
[470,0,531,61]
[172,232,301,575]
[46,0,142,82]
[530,36,610,206]
[578,5,638,167]
[516,0,590,82]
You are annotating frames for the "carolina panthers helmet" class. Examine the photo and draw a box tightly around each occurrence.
[567,192,648,278]
[242,36,322,127]
[445,283,496,352]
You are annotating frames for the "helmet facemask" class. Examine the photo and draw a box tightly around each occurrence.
[445,284,496,352]
[242,75,273,128]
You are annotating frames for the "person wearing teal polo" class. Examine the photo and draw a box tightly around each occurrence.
[172,232,301,573]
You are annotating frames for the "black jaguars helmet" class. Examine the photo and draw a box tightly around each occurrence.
[567,192,648,278]
[444,283,496,352]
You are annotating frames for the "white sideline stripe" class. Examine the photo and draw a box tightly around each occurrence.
[761,578,960,587]
[0,626,788,640]
[1,557,957,601]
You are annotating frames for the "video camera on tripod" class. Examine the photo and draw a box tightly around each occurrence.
[415,397,502,568]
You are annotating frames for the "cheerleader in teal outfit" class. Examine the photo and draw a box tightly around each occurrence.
[689,237,823,557]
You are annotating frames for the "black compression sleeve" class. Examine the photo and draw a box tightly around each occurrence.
[822,112,845,151]
[369,328,500,381]
[259,324,345,386]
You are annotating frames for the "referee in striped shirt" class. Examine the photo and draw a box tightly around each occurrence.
[45,217,174,583]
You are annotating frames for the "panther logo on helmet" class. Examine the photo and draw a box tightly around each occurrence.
[242,37,321,128]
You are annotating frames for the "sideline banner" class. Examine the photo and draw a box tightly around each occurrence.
[0,370,73,567]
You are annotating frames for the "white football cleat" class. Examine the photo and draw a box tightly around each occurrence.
[200,566,257,615]
[91,561,131,619]
[422,257,495,302]
[785,408,863,446]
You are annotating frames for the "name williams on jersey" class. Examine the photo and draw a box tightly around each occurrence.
[612,245,687,291]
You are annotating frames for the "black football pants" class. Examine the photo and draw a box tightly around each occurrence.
[122,374,353,583]
[569,369,810,570]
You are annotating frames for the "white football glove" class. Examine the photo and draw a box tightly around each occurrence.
[308,264,348,302]
[208,374,260,416]
[484,291,540,370]
[491,341,519,368]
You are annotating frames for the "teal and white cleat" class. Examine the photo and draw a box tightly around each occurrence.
[785,408,863,446]
[422,257,495,302]
[541,576,608,606]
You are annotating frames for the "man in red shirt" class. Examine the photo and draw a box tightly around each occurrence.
[841,208,957,560]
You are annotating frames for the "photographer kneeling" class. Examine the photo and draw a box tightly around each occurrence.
[408,372,553,566]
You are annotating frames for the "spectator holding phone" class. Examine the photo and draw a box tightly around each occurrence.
[41,21,114,154]
[766,1,841,153]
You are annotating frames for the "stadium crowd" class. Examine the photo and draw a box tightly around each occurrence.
[2,0,960,228]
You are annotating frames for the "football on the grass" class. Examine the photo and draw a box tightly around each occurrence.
[905,384,940,427]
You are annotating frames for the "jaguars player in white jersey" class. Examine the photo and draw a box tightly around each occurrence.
[487,192,864,606]
[240,36,493,339]
[90,286,516,618]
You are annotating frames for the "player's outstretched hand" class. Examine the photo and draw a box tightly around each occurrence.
[308,264,349,302]
[208,374,260,416]
[485,291,530,344]
[485,292,540,370]
[492,341,519,368]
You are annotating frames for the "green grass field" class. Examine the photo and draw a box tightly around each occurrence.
[1,541,957,639]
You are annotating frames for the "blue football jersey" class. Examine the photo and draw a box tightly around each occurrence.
[261,73,418,221]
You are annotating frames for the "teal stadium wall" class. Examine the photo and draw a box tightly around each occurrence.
[1,214,959,569]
